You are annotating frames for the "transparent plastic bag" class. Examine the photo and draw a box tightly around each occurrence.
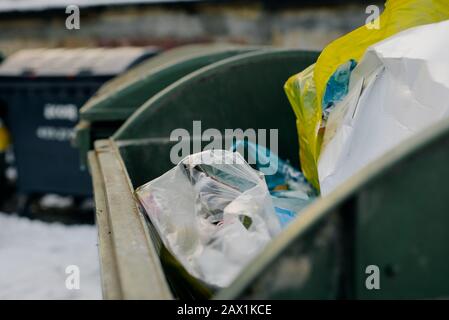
[135,150,281,288]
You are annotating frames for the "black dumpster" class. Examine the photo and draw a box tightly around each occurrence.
[0,47,158,198]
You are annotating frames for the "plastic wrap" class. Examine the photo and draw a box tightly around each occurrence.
[135,150,281,288]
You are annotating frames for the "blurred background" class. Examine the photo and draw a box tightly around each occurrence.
[0,0,382,300]
[0,0,380,54]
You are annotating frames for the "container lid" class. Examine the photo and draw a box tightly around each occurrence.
[0,47,158,77]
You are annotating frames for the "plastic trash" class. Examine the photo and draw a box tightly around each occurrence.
[231,140,317,227]
[314,0,449,106]
[0,118,9,153]
[135,149,282,288]
[284,64,321,190]
[322,59,357,118]
[319,20,449,195]
[285,0,449,191]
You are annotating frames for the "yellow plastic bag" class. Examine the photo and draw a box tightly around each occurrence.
[285,0,449,191]
[0,121,10,152]
[285,64,322,190]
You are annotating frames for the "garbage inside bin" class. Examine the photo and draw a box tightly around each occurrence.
[135,150,282,288]
[322,59,357,119]
[284,0,449,191]
[231,140,317,227]
[319,19,449,195]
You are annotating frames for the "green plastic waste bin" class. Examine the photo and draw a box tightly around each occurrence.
[217,116,449,300]
[88,49,320,299]
[75,44,257,167]
[89,48,449,300]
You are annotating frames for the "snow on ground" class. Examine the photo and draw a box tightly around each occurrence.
[0,212,102,299]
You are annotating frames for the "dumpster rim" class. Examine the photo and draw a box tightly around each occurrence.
[90,139,174,299]
[79,46,261,121]
[113,48,318,140]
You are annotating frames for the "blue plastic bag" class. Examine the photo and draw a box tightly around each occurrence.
[231,140,317,227]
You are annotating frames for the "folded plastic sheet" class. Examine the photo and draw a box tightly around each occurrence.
[318,20,449,195]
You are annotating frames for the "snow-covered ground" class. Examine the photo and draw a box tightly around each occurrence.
[0,212,102,299]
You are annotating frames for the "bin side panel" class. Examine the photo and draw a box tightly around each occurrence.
[95,140,173,299]
[244,214,341,299]
[355,131,449,299]
[115,50,320,180]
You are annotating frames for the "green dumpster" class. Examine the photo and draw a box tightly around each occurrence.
[75,44,257,167]
[88,49,320,299]
[88,48,449,300]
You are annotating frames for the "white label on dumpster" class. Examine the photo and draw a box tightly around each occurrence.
[43,103,78,122]
[36,126,74,141]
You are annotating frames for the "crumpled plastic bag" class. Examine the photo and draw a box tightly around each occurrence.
[231,140,317,227]
[135,149,281,288]
[285,0,449,191]
[319,20,449,195]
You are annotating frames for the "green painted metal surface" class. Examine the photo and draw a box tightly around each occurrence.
[114,50,320,184]
[218,118,449,300]
[352,120,449,299]
[111,49,327,298]
[89,47,449,299]
[75,44,256,166]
